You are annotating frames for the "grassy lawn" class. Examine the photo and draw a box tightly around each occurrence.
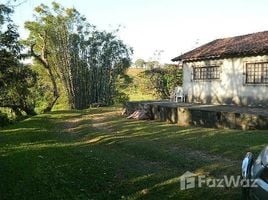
[0,107,267,199]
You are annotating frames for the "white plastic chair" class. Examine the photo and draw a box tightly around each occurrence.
[174,86,185,102]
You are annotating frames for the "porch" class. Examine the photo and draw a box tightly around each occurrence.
[124,101,268,130]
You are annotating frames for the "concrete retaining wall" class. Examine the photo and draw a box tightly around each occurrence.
[124,101,268,130]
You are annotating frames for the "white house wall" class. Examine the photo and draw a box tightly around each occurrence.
[183,55,268,106]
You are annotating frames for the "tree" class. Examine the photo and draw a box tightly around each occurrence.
[25,2,132,109]
[145,60,160,69]
[135,59,145,68]
[0,3,36,116]
[24,3,63,112]
[24,2,93,110]
[82,29,132,106]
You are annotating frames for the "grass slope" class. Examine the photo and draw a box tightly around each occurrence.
[0,107,267,199]
[124,68,155,101]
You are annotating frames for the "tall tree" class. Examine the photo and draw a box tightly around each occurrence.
[25,2,132,110]
[0,3,36,116]
[24,3,62,112]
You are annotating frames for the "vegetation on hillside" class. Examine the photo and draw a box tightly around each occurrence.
[0,2,133,125]
[124,68,155,101]
[125,64,183,101]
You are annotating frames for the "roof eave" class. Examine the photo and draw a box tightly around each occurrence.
[172,55,221,62]
[171,57,181,62]
[173,52,268,63]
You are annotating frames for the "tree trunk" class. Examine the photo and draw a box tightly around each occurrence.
[31,40,60,113]
[44,66,60,113]
[22,106,36,116]
[43,94,59,113]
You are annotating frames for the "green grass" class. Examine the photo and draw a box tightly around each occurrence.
[127,92,156,101]
[125,68,156,101]
[0,107,267,199]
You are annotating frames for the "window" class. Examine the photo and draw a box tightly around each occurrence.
[246,62,268,84]
[193,66,220,80]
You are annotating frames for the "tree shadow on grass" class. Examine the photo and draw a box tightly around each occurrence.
[81,114,267,160]
[0,141,242,200]
[0,108,266,200]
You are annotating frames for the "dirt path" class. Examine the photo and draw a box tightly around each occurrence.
[90,110,121,131]
[61,108,240,174]
[63,117,84,132]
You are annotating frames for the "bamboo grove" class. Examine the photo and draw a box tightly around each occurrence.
[25,2,132,110]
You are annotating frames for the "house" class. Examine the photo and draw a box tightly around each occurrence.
[172,31,268,107]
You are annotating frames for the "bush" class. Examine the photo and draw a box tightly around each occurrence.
[141,64,183,99]
[113,91,130,105]
[0,111,10,127]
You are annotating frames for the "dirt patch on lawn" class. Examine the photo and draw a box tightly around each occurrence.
[90,111,121,132]
[60,110,122,134]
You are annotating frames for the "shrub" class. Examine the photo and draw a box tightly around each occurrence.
[141,64,183,99]
[0,111,10,127]
[113,91,130,105]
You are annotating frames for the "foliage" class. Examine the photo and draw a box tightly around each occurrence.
[31,62,69,113]
[141,64,183,99]
[0,111,9,127]
[134,58,145,68]
[0,3,37,117]
[113,91,129,105]
[133,59,161,70]
[113,74,132,104]
[145,60,160,69]
[124,68,155,101]
[24,2,132,110]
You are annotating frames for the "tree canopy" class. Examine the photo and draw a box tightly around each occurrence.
[0,3,36,116]
[134,59,145,68]
[0,1,183,126]
[24,2,132,110]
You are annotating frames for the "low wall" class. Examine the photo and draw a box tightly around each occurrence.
[124,101,268,130]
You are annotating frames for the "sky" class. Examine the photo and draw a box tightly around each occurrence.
[8,0,268,63]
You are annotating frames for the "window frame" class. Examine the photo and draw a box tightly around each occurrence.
[245,62,268,85]
[193,65,220,81]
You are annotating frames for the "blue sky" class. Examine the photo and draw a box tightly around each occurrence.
[10,0,268,63]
